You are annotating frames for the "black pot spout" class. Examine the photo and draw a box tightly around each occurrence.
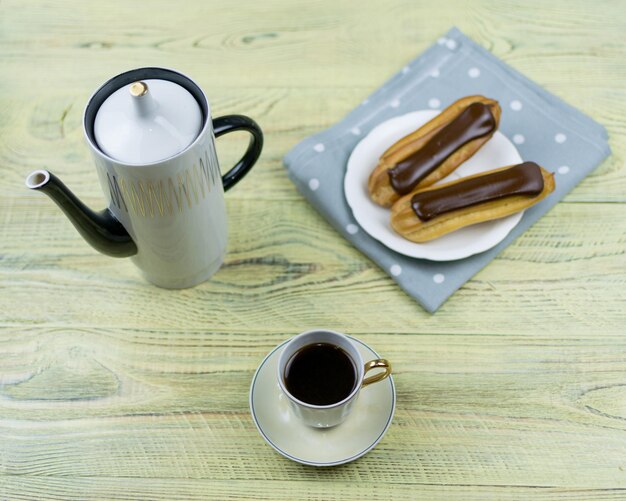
[25,170,137,258]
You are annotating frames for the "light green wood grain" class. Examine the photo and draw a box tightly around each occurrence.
[1,0,625,499]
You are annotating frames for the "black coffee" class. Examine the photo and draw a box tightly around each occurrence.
[284,343,357,406]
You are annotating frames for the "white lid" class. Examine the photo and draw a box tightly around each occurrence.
[94,79,202,164]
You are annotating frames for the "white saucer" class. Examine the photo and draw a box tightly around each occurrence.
[344,110,524,261]
[249,337,396,467]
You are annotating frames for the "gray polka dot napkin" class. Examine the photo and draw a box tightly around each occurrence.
[283,27,611,313]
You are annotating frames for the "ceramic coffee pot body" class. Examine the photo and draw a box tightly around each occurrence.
[26,68,263,288]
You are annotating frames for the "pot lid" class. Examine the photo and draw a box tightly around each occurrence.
[94,79,203,164]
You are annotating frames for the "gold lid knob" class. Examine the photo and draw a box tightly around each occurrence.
[129,81,148,97]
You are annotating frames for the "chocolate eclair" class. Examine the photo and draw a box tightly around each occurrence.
[368,95,501,207]
[390,162,555,242]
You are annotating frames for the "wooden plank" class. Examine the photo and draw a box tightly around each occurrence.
[2,477,626,501]
[0,89,622,203]
[1,200,624,334]
[1,401,626,486]
[0,1,624,91]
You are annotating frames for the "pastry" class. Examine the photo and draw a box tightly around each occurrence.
[368,95,501,207]
[390,162,555,242]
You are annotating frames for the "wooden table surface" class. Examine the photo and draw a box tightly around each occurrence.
[1,1,625,499]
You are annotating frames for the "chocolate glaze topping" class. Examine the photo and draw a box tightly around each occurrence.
[411,162,545,222]
[388,102,496,195]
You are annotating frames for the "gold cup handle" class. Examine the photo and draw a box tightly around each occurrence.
[362,359,392,387]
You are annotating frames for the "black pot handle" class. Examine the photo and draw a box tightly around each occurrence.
[212,115,263,192]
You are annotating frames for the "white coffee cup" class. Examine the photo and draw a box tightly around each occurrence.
[277,329,391,428]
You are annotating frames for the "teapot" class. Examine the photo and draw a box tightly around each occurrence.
[26,67,263,288]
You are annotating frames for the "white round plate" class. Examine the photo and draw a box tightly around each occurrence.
[344,110,524,261]
[249,336,395,467]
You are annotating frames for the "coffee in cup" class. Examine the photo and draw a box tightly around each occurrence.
[284,342,357,406]
[277,329,391,428]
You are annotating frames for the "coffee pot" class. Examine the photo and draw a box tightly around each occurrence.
[26,68,263,288]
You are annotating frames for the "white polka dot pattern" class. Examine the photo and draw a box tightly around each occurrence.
[428,98,441,109]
